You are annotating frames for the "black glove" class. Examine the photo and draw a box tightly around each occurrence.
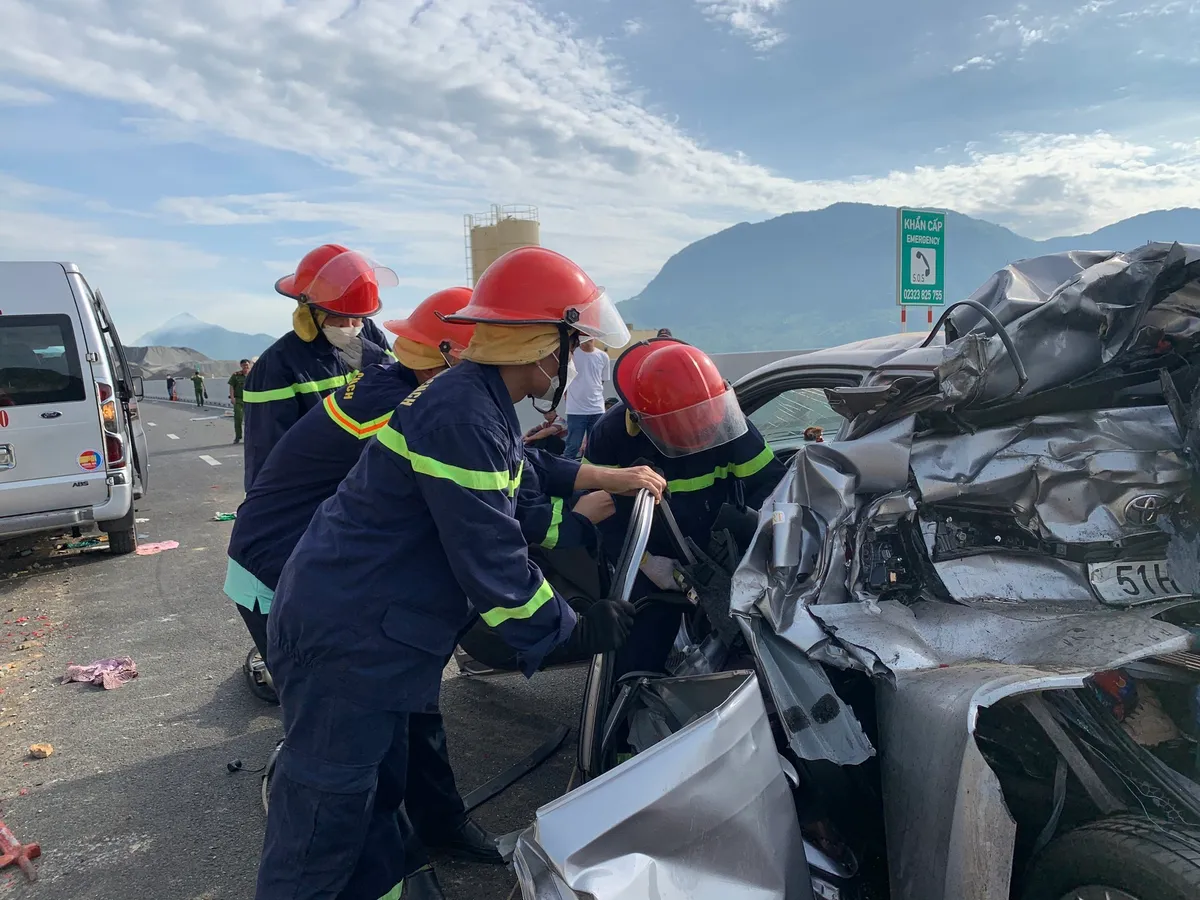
[560,599,636,657]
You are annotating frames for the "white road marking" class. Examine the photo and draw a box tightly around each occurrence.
[167,433,180,440]
[190,416,221,421]
[147,422,157,427]
[199,455,221,466]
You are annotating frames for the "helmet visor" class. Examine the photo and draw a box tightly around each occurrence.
[568,288,629,347]
[304,252,398,316]
[636,387,748,458]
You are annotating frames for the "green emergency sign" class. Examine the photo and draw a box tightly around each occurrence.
[896,208,946,306]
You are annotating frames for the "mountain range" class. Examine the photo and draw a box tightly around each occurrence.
[618,204,1200,353]
[133,313,275,361]
[131,205,1200,358]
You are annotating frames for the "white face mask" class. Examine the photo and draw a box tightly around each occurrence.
[535,353,577,403]
[322,324,363,350]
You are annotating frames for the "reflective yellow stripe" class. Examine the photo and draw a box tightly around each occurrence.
[510,458,524,499]
[323,394,392,439]
[243,373,354,404]
[376,425,520,492]
[377,879,404,900]
[541,496,565,549]
[480,579,554,627]
[667,445,775,494]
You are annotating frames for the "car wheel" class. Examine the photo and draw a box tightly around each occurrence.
[1022,816,1200,900]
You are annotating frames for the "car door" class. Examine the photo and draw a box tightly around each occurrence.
[90,289,148,493]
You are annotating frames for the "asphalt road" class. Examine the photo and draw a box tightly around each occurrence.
[0,398,585,899]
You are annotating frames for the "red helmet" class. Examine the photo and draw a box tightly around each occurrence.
[614,338,747,457]
[275,244,396,317]
[383,287,477,358]
[443,246,629,347]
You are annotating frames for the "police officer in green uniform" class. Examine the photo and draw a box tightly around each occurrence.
[191,369,207,407]
[229,359,250,444]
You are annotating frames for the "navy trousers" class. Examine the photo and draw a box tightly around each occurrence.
[256,662,413,900]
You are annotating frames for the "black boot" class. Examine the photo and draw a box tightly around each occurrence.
[427,818,504,864]
[403,866,447,900]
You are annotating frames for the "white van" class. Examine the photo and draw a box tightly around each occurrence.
[0,262,149,553]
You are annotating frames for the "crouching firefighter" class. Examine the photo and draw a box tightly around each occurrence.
[583,336,786,679]
[255,247,665,900]
[242,244,395,490]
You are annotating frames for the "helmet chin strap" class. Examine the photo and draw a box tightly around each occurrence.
[531,325,573,415]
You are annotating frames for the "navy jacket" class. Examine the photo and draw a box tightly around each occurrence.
[242,319,391,490]
[516,462,597,553]
[230,363,587,591]
[584,401,785,560]
[229,363,418,590]
[268,361,580,711]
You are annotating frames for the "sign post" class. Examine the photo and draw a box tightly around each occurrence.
[896,208,946,332]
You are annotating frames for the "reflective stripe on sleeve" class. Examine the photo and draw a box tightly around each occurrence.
[667,444,776,494]
[377,425,521,492]
[479,578,555,627]
[541,496,565,549]
[243,373,354,404]
[323,394,392,439]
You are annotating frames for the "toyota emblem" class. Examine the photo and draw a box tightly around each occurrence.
[1124,494,1167,527]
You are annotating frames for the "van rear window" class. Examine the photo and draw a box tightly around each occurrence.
[0,314,86,407]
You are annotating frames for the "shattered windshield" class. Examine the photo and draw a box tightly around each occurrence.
[749,387,845,444]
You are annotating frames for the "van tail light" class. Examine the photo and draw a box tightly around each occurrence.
[96,382,126,468]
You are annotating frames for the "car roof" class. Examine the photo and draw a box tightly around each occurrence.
[736,331,947,385]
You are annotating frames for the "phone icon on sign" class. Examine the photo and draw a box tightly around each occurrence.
[910,248,937,285]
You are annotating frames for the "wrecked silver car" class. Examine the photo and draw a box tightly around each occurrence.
[515,242,1200,900]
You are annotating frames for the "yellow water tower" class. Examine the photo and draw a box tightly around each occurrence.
[464,205,540,285]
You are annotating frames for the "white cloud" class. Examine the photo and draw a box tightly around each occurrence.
[0,82,52,105]
[694,0,789,50]
[623,18,643,36]
[952,55,999,73]
[0,1,1199,337]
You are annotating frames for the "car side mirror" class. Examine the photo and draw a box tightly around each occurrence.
[130,375,144,399]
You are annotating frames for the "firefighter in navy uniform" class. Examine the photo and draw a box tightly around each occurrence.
[242,244,394,490]
[583,337,786,678]
[255,247,665,900]
[227,288,513,884]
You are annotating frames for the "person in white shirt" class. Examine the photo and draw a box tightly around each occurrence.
[563,339,611,459]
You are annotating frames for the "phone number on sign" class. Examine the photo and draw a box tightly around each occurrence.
[902,289,943,302]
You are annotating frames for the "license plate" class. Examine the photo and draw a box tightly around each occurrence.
[1088,559,1185,605]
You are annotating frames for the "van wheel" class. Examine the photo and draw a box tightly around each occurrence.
[108,527,137,555]
[1022,816,1200,900]
[104,508,138,555]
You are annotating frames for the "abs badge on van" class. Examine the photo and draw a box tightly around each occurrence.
[78,450,102,472]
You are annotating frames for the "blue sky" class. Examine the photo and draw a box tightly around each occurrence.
[1,0,1198,339]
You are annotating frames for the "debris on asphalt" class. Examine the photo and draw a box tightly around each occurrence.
[0,819,41,882]
[61,657,138,690]
[27,744,52,759]
[134,541,180,556]
[62,538,102,550]
[212,513,237,522]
